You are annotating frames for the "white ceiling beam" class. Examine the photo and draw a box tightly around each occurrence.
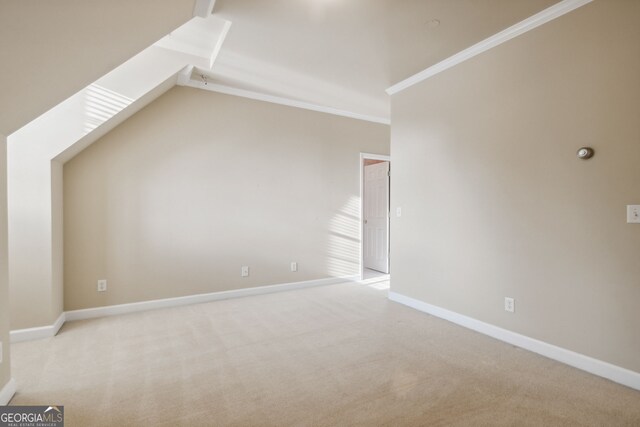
[181,79,391,125]
[177,65,195,86]
[193,0,216,18]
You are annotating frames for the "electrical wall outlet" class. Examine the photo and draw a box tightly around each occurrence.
[97,279,107,292]
[291,262,298,272]
[241,266,249,277]
[504,297,515,313]
[627,205,640,223]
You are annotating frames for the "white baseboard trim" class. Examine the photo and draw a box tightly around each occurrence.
[0,378,16,406]
[66,275,359,322]
[388,291,640,392]
[10,276,359,342]
[10,312,66,344]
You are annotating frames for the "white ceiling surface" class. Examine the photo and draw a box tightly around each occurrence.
[0,0,197,135]
[6,0,563,148]
[199,0,559,122]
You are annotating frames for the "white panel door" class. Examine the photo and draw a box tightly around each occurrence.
[364,161,389,273]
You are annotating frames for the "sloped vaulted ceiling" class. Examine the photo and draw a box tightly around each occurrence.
[0,0,197,135]
[1,0,563,134]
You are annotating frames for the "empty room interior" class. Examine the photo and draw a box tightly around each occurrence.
[1,0,639,425]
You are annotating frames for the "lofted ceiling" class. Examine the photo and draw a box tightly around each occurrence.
[0,0,197,135]
[200,0,559,121]
[2,0,567,136]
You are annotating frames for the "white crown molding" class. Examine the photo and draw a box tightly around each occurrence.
[10,312,66,343]
[386,0,593,95]
[388,291,640,392]
[0,378,17,406]
[10,276,360,343]
[181,80,391,125]
[66,275,359,321]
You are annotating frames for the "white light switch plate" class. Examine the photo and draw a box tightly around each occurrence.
[627,205,640,223]
[396,207,402,217]
[291,262,298,272]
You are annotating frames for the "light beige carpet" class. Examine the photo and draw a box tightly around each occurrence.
[10,278,640,426]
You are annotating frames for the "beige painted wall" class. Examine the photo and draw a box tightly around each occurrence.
[0,136,10,392]
[8,72,180,331]
[390,0,640,373]
[64,87,389,311]
[7,154,60,330]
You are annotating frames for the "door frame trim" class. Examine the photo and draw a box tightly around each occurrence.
[359,152,391,279]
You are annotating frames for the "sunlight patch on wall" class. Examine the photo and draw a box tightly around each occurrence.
[327,195,361,276]
[83,84,134,133]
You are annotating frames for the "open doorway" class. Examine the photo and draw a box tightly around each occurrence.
[360,153,390,280]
